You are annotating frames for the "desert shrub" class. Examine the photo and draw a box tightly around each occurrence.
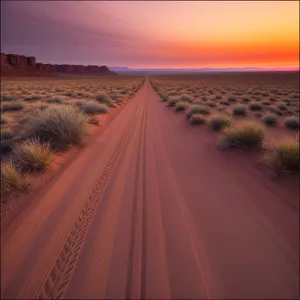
[0,114,11,124]
[33,102,48,111]
[175,101,189,112]
[180,94,193,103]
[95,93,115,107]
[19,105,90,150]
[249,103,262,111]
[196,107,210,115]
[167,90,177,97]
[263,138,299,176]
[1,95,17,102]
[284,116,299,130]
[75,101,84,107]
[243,97,250,102]
[219,122,265,149]
[228,95,237,102]
[189,114,206,125]
[167,96,180,107]
[1,139,13,155]
[201,96,208,101]
[80,101,109,114]
[260,113,277,126]
[119,90,128,95]
[1,128,13,140]
[24,94,40,101]
[186,105,206,119]
[64,91,77,97]
[209,115,231,131]
[1,101,24,112]
[215,94,222,99]
[13,139,53,172]
[232,105,247,116]
[1,160,23,194]
[277,103,288,111]
[46,97,62,104]
[220,100,230,106]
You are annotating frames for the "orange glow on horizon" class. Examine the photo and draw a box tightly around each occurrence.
[98,1,299,69]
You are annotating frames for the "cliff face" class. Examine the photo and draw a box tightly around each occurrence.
[1,53,117,76]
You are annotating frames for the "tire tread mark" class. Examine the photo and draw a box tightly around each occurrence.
[36,90,145,300]
[140,96,148,300]
[125,90,148,299]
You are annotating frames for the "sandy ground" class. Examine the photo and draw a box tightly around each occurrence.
[1,79,299,299]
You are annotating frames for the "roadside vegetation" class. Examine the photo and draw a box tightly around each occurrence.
[150,74,299,178]
[1,76,145,197]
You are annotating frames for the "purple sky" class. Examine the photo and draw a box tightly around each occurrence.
[1,1,158,66]
[1,1,298,68]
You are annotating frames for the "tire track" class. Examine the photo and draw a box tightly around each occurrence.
[36,88,146,300]
[125,91,148,299]
[140,91,148,300]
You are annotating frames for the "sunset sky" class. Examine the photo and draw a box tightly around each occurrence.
[1,1,299,69]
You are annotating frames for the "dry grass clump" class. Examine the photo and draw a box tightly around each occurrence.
[228,95,237,102]
[167,90,178,97]
[0,114,12,124]
[277,103,288,111]
[12,139,53,172]
[1,128,13,140]
[24,94,41,101]
[1,101,24,112]
[232,105,247,116]
[260,113,277,126]
[46,97,62,104]
[1,160,23,195]
[80,101,109,115]
[249,103,262,111]
[186,105,203,119]
[95,93,115,107]
[218,122,265,149]
[189,114,206,125]
[220,100,230,106]
[167,96,180,107]
[263,137,299,177]
[209,115,231,131]
[175,101,190,112]
[180,94,193,103]
[19,105,90,150]
[284,116,299,130]
[1,94,18,101]
[1,139,13,155]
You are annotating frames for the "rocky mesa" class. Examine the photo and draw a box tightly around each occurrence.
[1,53,117,76]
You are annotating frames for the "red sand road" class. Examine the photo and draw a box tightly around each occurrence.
[1,79,299,299]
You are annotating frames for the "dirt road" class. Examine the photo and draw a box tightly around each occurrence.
[1,80,299,299]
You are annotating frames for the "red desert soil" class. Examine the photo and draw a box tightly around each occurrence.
[1,79,299,300]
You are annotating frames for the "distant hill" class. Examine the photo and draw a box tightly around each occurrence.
[1,53,117,76]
